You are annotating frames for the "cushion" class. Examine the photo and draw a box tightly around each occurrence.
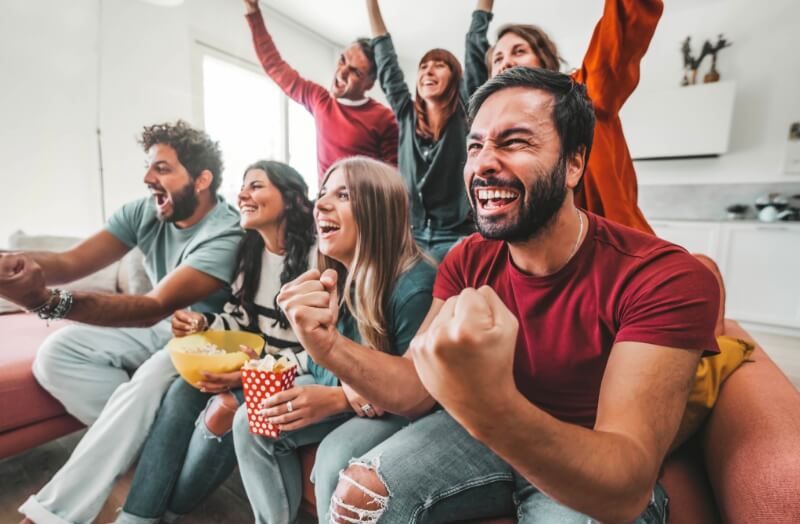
[672,335,755,449]
[117,247,153,295]
[0,313,72,432]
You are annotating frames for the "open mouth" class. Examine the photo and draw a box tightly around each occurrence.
[151,191,169,207]
[317,219,341,236]
[475,188,520,211]
[334,77,345,89]
[239,204,258,215]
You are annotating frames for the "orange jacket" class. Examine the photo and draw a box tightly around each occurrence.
[572,0,663,234]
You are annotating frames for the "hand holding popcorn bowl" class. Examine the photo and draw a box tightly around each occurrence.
[241,356,298,438]
[167,330,266,388]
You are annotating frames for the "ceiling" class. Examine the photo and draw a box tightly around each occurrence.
[260,0,724,65]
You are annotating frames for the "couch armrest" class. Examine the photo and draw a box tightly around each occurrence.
[702,322,800,523]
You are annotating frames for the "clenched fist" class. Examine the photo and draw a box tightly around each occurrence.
[0,253,49,309]
[277,269,341,366]
[410,286,519,425]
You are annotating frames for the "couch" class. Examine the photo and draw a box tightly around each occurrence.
[0,231,151,458]
[4,314,798,522]
[2,233,798,521]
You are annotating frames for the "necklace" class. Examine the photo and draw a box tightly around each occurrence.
[567,208,584,263]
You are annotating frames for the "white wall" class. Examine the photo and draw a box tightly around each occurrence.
[4,0,798,247]
[0,1,102,246]
[0,0,350,246]
[558,0,800,186]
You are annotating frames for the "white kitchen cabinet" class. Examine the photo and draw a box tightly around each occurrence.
[717,223,800,330]
[650,220,721,257]
[650,220,800,332]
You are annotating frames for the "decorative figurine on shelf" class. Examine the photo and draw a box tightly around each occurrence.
[703,34,732,83]
[680,34,733,86]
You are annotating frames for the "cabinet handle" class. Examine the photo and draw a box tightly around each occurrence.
[755,226,788,231]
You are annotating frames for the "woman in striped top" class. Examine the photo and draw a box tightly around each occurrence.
[114,160,316,524]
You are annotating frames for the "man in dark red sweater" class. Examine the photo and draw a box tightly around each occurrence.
[244,0,398,183]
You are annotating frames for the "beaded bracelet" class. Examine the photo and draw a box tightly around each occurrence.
[27,289,58,314]
[36,288,74,321]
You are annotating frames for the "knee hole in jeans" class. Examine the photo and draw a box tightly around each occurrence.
[203,392,238,437]
[330,458,389,523]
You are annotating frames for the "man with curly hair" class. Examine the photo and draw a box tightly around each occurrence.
[3,121,242,524]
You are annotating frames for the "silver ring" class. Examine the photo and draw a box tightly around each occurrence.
[287,400,293,413]
[361,404,373,414]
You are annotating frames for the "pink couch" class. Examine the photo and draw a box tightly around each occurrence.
[0,313,82,458]
[2,314,799,522]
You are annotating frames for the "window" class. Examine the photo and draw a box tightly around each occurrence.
[288,100,318,196]
[201,51,318,203]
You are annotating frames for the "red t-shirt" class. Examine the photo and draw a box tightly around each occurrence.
[434,213,719,428]
[247,12,398,182]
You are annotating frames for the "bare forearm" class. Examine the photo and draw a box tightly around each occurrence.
[366,0,388,37]
[461,393,656,523]
[318,336,434,418]
[27,251,83,285]
[65,291,172,327]
[476,0,493,12]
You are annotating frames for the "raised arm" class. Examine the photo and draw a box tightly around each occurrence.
[0,249,227,327]
[366,0,412,116]
[24,230,130,285]
[243,0,327,111]
[366,0,388,37]
[278,269,438,418]
[575,0,663,115]
[463,0,494,98]
[411,287,703,522]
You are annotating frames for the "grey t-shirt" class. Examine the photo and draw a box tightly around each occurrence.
[105,195,242,312]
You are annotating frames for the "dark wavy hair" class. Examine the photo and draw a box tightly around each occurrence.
[139,120,224,196]
[234,160,316,329]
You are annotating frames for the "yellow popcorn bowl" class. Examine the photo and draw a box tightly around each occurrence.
[167,330,266,388]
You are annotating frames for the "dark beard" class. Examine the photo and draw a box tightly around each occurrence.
[163,180,198,223]
[470,157,567,243]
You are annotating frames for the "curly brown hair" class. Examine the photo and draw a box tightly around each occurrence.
[139,120,224,196]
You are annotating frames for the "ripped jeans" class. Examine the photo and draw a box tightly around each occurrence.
[332,410,669,524]
[115,377,244,524]
[232,375,409,524]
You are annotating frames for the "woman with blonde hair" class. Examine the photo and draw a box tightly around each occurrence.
[232,156,436,524]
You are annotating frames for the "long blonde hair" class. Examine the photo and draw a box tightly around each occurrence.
[319,157,429,353]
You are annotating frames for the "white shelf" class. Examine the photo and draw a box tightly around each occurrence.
[621,81,736,160]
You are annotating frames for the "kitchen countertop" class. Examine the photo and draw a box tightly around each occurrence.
[648,217,800,226]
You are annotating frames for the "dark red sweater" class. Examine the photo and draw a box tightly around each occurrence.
[247,11,399,183]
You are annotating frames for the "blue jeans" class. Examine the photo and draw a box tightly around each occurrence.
[232,375,409,524]
[116,377,244,524]
[340,410,669,523]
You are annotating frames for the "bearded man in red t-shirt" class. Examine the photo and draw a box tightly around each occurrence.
[280,67,719,523]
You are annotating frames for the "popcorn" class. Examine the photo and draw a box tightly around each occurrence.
[241,356,298,438]
[175,341,226,355]
[242,355,293,372]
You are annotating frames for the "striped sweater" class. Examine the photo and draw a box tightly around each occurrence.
[202,247,314,373]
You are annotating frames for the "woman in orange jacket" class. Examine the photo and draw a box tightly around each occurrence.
[467,0,661,234]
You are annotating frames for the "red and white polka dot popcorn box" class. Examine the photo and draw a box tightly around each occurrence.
[241,358,298,438]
